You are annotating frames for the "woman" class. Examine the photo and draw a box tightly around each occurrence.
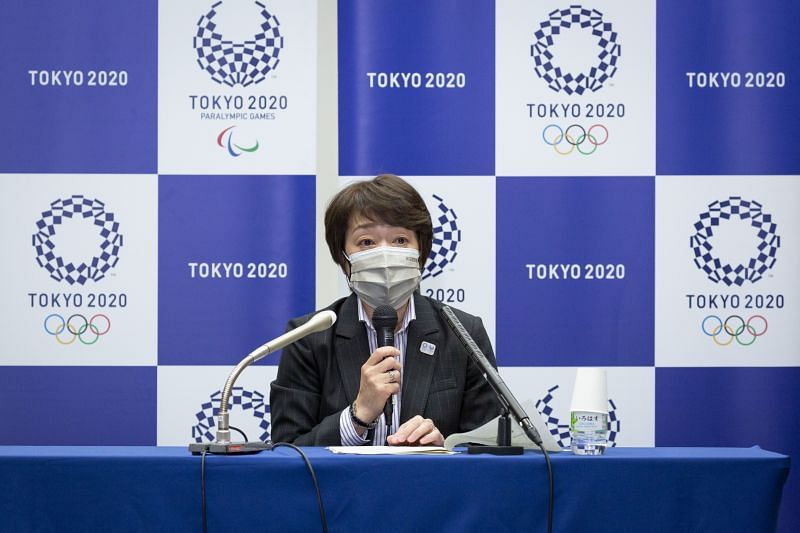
[270,174,500,446]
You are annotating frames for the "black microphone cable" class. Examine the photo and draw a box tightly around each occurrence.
[198,426,248,533]
[229,425,248,442]
[522,423,554,533]
[537,442,554,533]
[271,442,329,533]
[197,441,329,533]
[200,449,208,533]
[434,301,555,533]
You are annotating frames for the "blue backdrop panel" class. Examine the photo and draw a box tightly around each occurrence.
[158,174,315,365]
[338,0,495,176]
[496,177,655,366]
[0,0,157,173]
[656,0,800,175]
[656,367,800,532]
[0,366,156,445]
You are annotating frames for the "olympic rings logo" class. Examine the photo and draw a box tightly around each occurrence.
[701,315,768,346]
[542,124,609,155]
[43,313,111,345]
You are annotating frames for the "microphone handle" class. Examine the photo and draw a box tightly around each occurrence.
[378,327,395,434]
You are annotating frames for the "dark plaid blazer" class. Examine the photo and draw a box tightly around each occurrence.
[269,292,501,445]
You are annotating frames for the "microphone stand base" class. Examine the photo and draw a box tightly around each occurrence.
[466,409,524,455]
[188,441,272,455]
[467,445,524,456]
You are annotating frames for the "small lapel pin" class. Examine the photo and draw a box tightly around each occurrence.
[420,341,436,356]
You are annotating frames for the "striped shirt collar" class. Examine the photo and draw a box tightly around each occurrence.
[357,296,416,334]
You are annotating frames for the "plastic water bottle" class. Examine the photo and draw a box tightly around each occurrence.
[570,411,608,455]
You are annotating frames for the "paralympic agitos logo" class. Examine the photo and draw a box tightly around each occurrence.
[217,125,260,157]
[193,0,284,87]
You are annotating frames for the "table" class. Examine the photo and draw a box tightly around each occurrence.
[0,446,789,533]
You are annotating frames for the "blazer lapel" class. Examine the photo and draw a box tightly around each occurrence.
[400,294,441,423]
[334,294,371,405]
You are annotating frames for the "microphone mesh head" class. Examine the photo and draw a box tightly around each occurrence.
[372,305,397,330]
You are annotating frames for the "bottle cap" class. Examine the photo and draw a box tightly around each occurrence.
[569,367,608,414]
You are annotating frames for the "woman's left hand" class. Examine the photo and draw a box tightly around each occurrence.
[387,415,444,446]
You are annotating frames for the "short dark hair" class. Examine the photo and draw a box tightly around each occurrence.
[324,174,433,271]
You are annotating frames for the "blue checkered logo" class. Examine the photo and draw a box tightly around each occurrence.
[530,5,621,95]
[423,194,461,280]
[535,384,620,449]
[193,0,284,87]
[690,197,780,286]
[192,387,271,443]
[32,195,123,286]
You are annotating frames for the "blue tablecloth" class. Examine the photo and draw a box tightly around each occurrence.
[0,446,789,533]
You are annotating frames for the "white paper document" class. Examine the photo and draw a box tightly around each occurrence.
[327,446,455,455]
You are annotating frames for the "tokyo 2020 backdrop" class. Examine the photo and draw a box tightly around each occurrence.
[0,1,798,530]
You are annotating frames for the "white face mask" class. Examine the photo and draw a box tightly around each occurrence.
[345,247,421,310]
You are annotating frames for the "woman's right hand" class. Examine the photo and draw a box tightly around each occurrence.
[353,346,402,424]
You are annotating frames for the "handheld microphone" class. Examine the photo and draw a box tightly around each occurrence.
[372,305,398,435]
[439,305,543,446]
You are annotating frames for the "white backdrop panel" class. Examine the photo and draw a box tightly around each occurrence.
[0,174,157,365]
[158,0,318,174]
[655,175,800,367]
[496,0,655,176]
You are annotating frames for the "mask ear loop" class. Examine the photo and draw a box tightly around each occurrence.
[342,250,353,282]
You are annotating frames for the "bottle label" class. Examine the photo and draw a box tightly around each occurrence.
[570,411,608,433]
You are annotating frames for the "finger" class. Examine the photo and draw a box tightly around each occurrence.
[367,369,400,388]
[384,369,401,384]
[386,433,409,446]
[419,428,444,446]
[392,415,423,442]
[367,381,400,403]
[367,368,401,389]
[371,356,401,375]
[406,418,435,443]
[364,353,401,375]
[366,346,400,365]
[375,381,400,398]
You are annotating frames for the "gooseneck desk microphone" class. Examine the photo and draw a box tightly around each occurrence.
[189,310,337,455]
